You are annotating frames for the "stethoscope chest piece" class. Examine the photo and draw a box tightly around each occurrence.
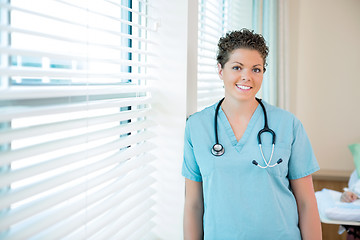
[212,143,224,156]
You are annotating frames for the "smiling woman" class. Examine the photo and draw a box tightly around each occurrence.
[182,29,322,240]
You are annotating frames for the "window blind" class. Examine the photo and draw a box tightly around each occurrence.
[0,0,156,239]
[226,0,253,31]
[197,0,226,111]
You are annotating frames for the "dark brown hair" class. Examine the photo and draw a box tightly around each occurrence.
[217,28,269,71]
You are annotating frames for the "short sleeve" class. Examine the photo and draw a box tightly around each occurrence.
[288,119,320,180]
[182,119,202,182]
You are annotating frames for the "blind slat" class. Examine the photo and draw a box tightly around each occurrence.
[198,61,216,68]
[3,166,156,239]
[92,213,156,240]
[198,19,223,33]
[198,70,218,75]
[0,108,149,144]
[54,0,156,25]
[0,47,153,67]
[199,1,224,17]
[0,25,153,46]
[0,131,155,189]
[198,35,220,46]
[50,190,156,240]
[68,192,155,240]
[198,97,223,108]
[0,85,149,100]
[198,44,218,54]
[198,53,216,59]
[0,140,155,210]
[104,0,155,20]
[198,91,224,100]
[0,96,151,122]
[0,67,153,80]
[127,221,156,240]
[113,211,156,239]
[0,120,154,168]
[199,5,223,24]
[198,85,224,91]
[198,77,220,82]
[198,28,221,41]
[0,3,155,34]
[34,184,156,240]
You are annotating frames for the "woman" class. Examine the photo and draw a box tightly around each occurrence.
[182,29,322,239]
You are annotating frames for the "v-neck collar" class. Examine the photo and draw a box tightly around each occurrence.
[218,102,262,151]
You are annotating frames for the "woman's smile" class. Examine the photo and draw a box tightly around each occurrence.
[236,84,252,91]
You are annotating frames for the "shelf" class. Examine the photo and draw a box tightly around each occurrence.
[312,169,353,181]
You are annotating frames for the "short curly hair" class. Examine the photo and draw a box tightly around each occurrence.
[217,29,269,71]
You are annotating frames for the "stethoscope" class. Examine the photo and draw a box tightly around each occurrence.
[211,97,283,168]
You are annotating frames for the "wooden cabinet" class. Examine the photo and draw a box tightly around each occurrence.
[312,169,353,240]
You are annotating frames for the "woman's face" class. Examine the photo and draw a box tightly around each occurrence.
[218,48,264,103]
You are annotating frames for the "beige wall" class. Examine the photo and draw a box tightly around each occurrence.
[288,0,360,171]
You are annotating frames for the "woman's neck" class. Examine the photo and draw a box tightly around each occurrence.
[221,96,259,119]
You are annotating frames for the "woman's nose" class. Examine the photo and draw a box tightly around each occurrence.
[241,70,250,81]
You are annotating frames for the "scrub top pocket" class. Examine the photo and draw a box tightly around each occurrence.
[258,145,291,178]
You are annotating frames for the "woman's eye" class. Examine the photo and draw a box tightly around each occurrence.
[253,68,262,73]
[232,66,241,70]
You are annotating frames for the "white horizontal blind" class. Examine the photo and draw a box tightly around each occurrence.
[225,0,253,31]
[197,0,226,111]
[0,0,157,239]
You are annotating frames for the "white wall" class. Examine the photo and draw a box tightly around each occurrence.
[289,0,360,171]
[149,0,191,239]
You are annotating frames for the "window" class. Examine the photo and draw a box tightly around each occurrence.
[0,0,156,239]
[197,0,226,111]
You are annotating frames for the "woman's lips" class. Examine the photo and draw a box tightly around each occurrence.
[236,84,252,90]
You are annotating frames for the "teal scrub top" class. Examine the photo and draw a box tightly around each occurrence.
[182,100,320,240]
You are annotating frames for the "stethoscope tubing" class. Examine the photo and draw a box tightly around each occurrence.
[214,98,225,145]
[211,97,282,169]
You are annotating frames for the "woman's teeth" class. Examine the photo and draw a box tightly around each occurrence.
[236,85,251,90]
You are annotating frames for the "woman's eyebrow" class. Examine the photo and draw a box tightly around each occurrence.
[232,62,263,67]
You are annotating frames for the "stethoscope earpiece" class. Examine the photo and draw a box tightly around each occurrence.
[252,158,283,168]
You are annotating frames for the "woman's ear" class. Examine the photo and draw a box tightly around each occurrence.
[217,63,223,79]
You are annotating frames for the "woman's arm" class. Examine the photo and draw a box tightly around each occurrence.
[290,175,322,240]
[184,178,204,240]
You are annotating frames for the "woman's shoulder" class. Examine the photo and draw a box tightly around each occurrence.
[263,101,299,123]
[186,102,217,124]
